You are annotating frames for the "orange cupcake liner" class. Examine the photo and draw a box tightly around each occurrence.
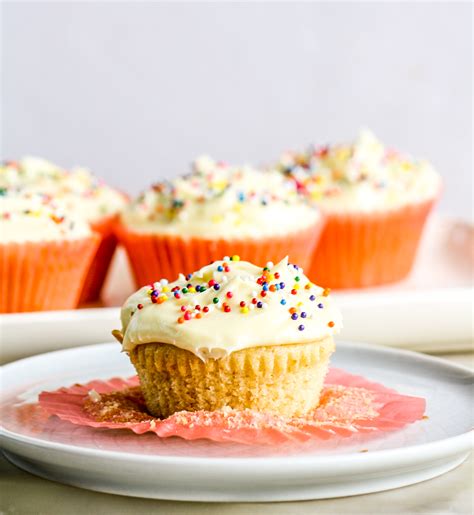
[308,199,436,289]
[117,221,324,287]
[79,214,119,304]
[0,235,99,313]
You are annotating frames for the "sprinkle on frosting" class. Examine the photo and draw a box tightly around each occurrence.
[276,129,441,213]
[119,256,342,359]
[0,157,127,222]
[121,156,320,238]
[0,187,91,242]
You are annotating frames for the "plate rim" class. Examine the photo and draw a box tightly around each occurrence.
[2,337,473,376]
[1,340,473,467]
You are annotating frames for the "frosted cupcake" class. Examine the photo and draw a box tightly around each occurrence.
[0,188,98,313]
[277,130,441,288]
[115,256,341,418]
[118,157,323,288]
[0,158,127,302]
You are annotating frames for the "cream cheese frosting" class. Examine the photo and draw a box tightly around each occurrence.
[119,256,342,359]
[0,157,127,222]
[276,130,441,213]
[120,157,320,238]
[0,188,92,243]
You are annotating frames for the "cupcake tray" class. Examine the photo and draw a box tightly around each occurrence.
[1,341,472,501]
[1,215,472,364]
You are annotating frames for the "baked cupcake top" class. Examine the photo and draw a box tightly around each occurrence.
[0,187,91,243]
[0,157,127,223]
[120,156,320,238]
[276,130,441,213]
[119,256,342,359]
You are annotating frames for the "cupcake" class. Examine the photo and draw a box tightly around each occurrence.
[115,256,342,418]
[0,188,99,313]
[118,157,324,288]
[277,130,441,288]
[0,158,127,302]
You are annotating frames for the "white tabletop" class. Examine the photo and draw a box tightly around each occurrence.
[2,351,473,514]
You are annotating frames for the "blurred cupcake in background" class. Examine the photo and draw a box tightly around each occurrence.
[0,188,98,313]
[118,157,323,288]
[277,130,441,288]
[0,158,128,302]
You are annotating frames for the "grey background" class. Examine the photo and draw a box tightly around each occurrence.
[1,1,472,217]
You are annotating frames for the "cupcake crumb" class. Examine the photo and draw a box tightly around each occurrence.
[87,389,102,402]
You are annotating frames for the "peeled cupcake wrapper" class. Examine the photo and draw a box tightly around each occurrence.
[116,220,325,288]
[38,368,426,445]
[0,234,99,313]
[79,214,119,304]
[308,198,436,288]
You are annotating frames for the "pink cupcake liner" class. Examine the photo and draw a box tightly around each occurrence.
[38,368,426,445]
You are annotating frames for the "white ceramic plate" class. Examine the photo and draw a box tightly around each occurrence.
[1,216,472,364]
[1,341,472,501]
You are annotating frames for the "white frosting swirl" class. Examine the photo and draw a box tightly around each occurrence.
[277,130,441,213]
[119,256,342,359]
[121,157,320,238]
[0,157,127,222]
[0,188,92,243]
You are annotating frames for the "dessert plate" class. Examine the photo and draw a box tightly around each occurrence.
[1,341,472,501]
[1,215,472,364]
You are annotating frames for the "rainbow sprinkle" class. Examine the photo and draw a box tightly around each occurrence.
[131,256,335,333]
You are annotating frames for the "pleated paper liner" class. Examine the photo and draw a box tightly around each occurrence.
[0,235,99,313]
[116,221,324,288]
[38,368,426,445]
[79,214,119,304]
[308,198,436,289]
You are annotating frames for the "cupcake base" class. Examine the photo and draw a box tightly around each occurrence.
[117,222,324,287]
[308,199,436,289]
[129,338,335,418]
[0,235,99,313]
[79,215,119,304]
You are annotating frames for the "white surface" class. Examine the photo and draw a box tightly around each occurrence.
[1,216,472,364]
[2,3,472,219]
[1,341,473,501]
